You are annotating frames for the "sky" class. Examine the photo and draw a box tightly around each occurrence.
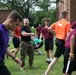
[34,0,56,11]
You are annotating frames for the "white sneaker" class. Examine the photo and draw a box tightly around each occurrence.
[38,51,42,55]
[46,58,49,62]
[20,67,24,70]
[49,58,53,61]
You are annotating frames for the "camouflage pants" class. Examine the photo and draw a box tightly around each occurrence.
[20,41,34,67]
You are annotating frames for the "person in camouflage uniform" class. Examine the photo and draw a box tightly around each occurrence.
[20,18,35,70]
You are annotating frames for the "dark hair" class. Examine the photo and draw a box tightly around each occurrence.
[61,11,68,18]
[44,18,50,22]
[7,11,22,22]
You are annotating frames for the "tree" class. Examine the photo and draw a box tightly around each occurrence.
[0,0,57,27]
[33,8,56,27]
[56,0,61,4]
[0,0,39,18]
[0,0,58,17]
[37,0,51,11]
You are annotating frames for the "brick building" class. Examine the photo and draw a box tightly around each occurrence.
[57,0,76,24]
[0,10,11,23]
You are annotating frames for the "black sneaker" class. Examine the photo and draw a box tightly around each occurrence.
[46,60,49,62]
[48,61,52,64]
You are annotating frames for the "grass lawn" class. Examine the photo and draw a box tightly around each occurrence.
[5,41,75,75]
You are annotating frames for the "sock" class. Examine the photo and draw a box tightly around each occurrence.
[46,58,49,61]
[49,58,53,61]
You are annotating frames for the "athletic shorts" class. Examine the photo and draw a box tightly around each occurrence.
[54,38,65,58]
[0,61,11,75]
[12,37,20,48]
[63,47,76,74]
[45,39,53,51]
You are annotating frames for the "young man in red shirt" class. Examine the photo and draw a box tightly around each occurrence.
[11,23,22,56]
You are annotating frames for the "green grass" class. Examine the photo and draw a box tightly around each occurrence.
[6,41,75,75]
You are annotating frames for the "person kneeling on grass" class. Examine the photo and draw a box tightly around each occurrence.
[31,37,43,55]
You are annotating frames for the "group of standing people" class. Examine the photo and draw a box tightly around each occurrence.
[11,18,38,70]
[0,10,76,75]
[12,10,76,75]
[0,11,42,75]
[43,11,76,75]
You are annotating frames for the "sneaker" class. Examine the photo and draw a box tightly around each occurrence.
[49,58,53,62]
[46,59,49,62]
[20,67,24,70]
[48,61,52,64]
[38,51,42,55]
[46,58,52,64]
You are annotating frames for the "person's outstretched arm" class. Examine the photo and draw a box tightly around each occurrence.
[6,50,22,66]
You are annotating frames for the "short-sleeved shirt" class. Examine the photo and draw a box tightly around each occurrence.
[65,28,76,48]
[41,26,53,39]
[71,21,76,29]
[36,26,42,37]
[20,26,31,41]
[13,25,21,38]
[31,38,42,46]
[0,24,10,61]
[51,19,70,41]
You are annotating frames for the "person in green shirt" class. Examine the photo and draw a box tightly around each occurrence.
[31,36,43,54]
